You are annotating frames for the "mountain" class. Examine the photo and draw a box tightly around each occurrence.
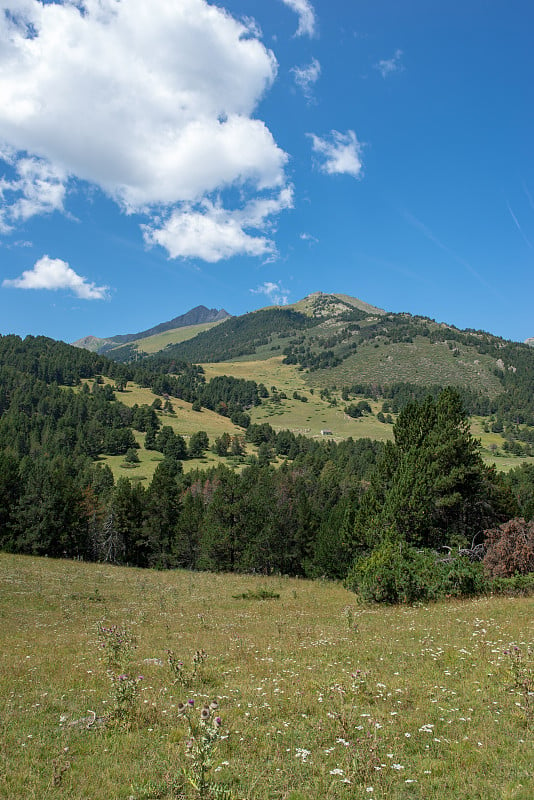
[526,338,534,347]
[68,292,534,436]
[72,305,230,354]
[70,334,115,353]
[292,291,386,318]
[106,305,230,344]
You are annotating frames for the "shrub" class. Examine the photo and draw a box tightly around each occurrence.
[489,573,534,597]
[483,518,534,577]
[346,541,440,604]
[437,557,488,598]
[346,542,489,604]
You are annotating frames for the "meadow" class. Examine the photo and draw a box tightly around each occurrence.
[1,554,532,799]
[101,361,532,482]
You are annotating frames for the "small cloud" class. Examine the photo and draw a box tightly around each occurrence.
[0,154,67,231]
[251,280,290,305]
[292,58,321,101]
[308,130,363,178]
[280,0,316,37]
[300,232,319,244]
[3,255,109,300]
[375,49,403,78]
[144,187,293,263]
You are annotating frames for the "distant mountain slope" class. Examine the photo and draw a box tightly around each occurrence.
[70,293,534,432]
[109,305,230,345]
[72,305,230,355]
[97,320,226,363]
[145,307,322,365]
[70,335,114,353]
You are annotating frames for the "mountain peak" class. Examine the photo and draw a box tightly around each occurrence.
[292,292,385,318]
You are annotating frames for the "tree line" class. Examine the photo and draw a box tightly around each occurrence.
[1,334,534,587]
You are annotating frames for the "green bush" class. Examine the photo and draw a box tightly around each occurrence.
[346,542,489,604]
[489,573,534,597]
[346,541,440,604]
[437,557,488,598]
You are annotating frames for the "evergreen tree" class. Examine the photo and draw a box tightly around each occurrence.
[353,389,490,550]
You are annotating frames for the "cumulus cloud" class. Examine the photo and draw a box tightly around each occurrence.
[292,58,321,101]
[3,255,109,299]
[0,0,291,261]
[144,187,293,263]
[280,0,316,37]
[308,130,363,178]
[250,280,290,306]
[375,49,403,78]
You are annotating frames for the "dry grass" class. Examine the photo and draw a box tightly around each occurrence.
[1,554,532,799]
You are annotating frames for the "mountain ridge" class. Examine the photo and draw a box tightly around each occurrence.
[72,305,230,353]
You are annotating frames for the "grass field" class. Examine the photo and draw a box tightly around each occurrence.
[1,554,532,800]
[98,384,245,482]
[202,358,395,442]
[88,373,533,481]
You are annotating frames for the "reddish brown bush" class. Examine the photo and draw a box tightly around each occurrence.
[483,518,534,577]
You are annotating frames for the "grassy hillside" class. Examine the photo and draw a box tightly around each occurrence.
[1,554,532,800]
[94,381,246,482]
[130,321,224,354]
[305,336,503,396]
[90,370,533,480]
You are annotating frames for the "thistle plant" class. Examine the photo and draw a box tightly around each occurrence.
[108,671,143,721]
[177,699,231,799]
[97,623,141,721]
[505,644,533,725]
[168,648,208,689]
[98,624,137,670]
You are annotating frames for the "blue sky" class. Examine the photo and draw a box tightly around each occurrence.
[1,0,533,343]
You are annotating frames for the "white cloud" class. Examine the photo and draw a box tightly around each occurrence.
[143,187,293,263]
[375,49,403,78]
[292,58,321,101]
[251,280,290,306]
[0,0,291,260]
[0,153,66,231]
[308,130,363,178]
[2,255,109,299]
[280,0,316,37]
[300,232,319,244]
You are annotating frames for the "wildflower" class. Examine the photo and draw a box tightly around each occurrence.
[295,748,311,762]
[209,700,219,710]
[187,699,195,707]
[330,768,344,775]
[177,702,187,715]
[201,705,210,721]
[214,716,222,727]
